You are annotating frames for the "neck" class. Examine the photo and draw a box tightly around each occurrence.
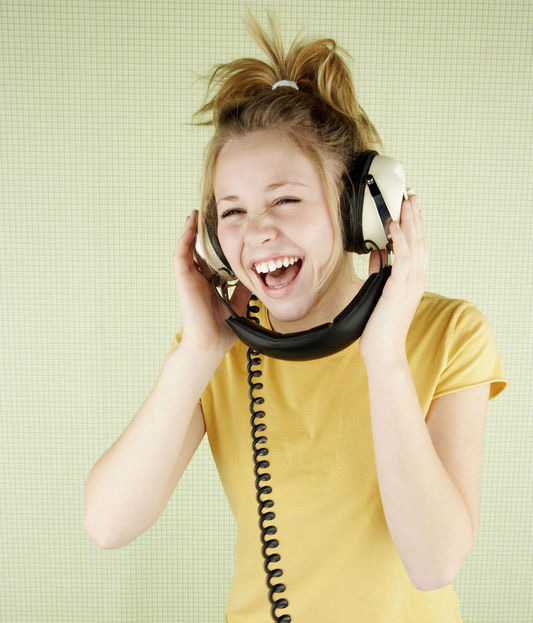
[268,254,365,333]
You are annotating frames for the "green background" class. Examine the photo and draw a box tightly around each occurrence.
[1,1,531,621]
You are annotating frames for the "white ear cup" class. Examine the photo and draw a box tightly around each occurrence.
[361,156,413,250]
[194,220,235,282]
[194,226,212,268]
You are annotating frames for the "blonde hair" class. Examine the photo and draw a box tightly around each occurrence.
[192,10,384,291]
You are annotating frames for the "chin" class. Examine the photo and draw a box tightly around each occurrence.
[262,296,319,328]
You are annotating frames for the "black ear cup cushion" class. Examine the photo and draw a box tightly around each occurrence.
[340,150,378,254]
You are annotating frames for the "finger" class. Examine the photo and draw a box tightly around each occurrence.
[186,209,199,237]
[173,211,199,273]
[414,201,428,273]
[388,221,410,280]
[409,195,424,241]
[399,198,419,251]
[176,211,197,249]
[401,199,428,284]
[406,196,427,273]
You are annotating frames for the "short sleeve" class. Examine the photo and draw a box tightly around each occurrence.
[166,327,183,357]
[434,303,507,401]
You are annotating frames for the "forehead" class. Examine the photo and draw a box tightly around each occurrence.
[213,130,320,193]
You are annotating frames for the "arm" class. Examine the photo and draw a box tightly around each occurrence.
[83,342,221,549]
[84,210,250,549]
[364,356,489,590]
[360,195,487,590]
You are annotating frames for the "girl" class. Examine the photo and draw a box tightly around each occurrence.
[84,12,507,623]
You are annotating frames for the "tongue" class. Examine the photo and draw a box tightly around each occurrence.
[265,262,300,288]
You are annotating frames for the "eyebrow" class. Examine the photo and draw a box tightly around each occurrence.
[216,181,308,206]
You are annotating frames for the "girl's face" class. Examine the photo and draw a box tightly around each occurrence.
[213,128,358,331]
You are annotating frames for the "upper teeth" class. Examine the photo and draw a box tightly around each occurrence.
[254,256,300,274]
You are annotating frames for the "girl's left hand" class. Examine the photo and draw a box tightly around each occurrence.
[359,194,428,363]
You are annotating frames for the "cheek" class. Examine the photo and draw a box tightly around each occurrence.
[217,225,245,272]
[299,215,335,261]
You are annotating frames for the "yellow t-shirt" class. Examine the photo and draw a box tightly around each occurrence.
[168,291,507,623]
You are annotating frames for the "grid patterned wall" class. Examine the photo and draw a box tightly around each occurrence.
[1,1,531,621]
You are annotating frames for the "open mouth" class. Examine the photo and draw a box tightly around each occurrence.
[254,257,303,290]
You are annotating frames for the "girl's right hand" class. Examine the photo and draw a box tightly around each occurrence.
[172,210,251,355]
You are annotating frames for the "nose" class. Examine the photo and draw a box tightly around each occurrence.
[243,211,278,247]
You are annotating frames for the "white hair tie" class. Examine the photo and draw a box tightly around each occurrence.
[272,80,299,91]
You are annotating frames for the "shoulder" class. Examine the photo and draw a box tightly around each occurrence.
[410,291,506,401]
[415,291,479,322]
[412,291,491,342]
[407,290,498,372]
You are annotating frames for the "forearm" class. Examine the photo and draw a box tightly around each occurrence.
[363,354,473,591]
[84,341,222,548]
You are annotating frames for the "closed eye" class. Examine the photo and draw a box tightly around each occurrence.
[220,208,244,218]
[220,198,300,218]
[275,197,300,205]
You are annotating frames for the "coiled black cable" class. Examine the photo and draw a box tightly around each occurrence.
[246,295,291,623]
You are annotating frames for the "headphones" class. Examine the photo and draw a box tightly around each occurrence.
[194,150,412,360]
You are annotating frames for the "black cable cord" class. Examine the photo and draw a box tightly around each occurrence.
[246,294,291,623]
